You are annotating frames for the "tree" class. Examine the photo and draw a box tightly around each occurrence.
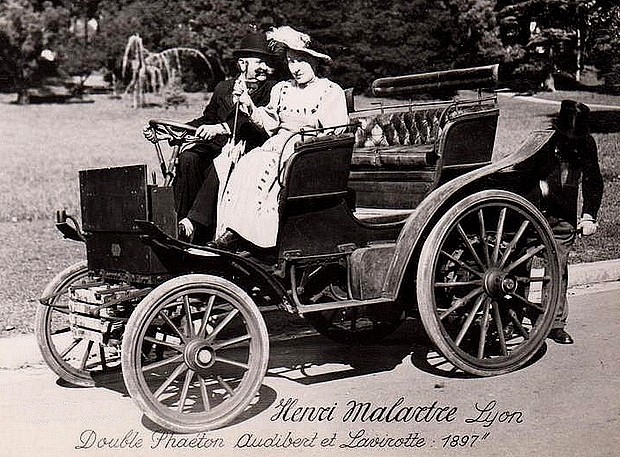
[0,0,70,103]
[251,0,505,92]
[589,0,620,92]
[497,0,591,91]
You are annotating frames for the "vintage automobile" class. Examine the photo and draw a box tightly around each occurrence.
[36,64,563,433]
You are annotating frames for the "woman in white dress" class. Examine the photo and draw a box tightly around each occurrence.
[211,26,349,250]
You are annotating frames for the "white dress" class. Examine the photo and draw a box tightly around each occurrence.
[216,78,349,248]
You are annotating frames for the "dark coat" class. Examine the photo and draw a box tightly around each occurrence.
[541,132,604,226]
[182,77,277,239]
[187,78,276,156]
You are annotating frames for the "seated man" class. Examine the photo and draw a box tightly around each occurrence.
[144,31,281,243]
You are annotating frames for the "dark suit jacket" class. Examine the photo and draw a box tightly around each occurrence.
[183,77,276,232]
[187,78,276,156]
[541,133,604,226]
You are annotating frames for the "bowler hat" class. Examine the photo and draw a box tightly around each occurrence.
[554,99,591,138]
[233,32,274,60]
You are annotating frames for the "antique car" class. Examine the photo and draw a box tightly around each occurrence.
[36,64,562,433]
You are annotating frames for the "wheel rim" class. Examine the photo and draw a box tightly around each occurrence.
[123,276,268,432]
[36,262,120,386]
[418,192,560,375]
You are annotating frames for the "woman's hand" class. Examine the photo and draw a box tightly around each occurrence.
[232,78,255,115]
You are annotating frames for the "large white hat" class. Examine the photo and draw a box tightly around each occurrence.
[267,26,331,61]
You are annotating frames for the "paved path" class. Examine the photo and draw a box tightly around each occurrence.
[0,281,619,457]
[497,91,620,111]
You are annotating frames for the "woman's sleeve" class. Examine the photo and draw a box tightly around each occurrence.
[318,83,349,134]
[250,83,284,135]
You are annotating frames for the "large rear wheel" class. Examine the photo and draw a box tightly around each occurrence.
[417,190,561,376]
[121,274,269,433]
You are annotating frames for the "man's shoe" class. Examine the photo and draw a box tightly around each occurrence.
[548,328,574,344]
[206,230,241,251]
[178,218,195,242]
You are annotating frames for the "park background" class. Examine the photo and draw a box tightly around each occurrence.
[0,0,619,336]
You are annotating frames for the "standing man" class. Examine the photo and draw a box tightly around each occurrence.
[541,100,604,344]
[145,31,280,243]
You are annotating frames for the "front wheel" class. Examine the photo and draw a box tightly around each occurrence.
[121,274,269,433]
[417,190,561,376]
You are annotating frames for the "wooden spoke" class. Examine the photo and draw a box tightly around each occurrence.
[52,327,72,336]
[214,355,249,370]
[216,376,236,396]
[454,295,485,347]
[478,209,491,266]
[198,375,211,412]
[198,295,216,338]
[477,298,492,359]
[499,220,530,268]
[439,287,484,320]
[177,371,194,413]
[504,245,545,273]
[99,344,107,372]
[492,301,508,356]
[509,292,546,313]
[79,340,94,371]
[159,310,188,344]
[206,309,239,342]
[183,295,195,338]
[143,335,183,353]
[492,208,507,265]
[507,309,529,339]
[211,334,252,351]
[59,338,82,358]
[440,250,483,278]
[435,279,483,287]
[153,362,188,398]
[456,223,486,269]
[142,353,184,372]
[50,306,71,314]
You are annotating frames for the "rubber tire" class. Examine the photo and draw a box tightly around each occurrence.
[121,274,269,433]
[416,190,560,376]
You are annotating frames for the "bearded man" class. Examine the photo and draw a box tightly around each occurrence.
[146,31,280,243]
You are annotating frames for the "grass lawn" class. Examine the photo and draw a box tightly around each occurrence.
[0,89,618,336]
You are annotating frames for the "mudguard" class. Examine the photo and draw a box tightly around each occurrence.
[134,220,293,311]
[381,129,555,300]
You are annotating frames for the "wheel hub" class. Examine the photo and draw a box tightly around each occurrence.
[483,269,517,298]
[184,338,216,371]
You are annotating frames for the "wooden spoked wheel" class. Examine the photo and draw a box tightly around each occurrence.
[36,261,120,386]
[416,190,561,376]
[121,274,269,433]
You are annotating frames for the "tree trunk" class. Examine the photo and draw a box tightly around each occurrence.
[543,72,556,91]
[543,47,556,92]
[16,88,30,104]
